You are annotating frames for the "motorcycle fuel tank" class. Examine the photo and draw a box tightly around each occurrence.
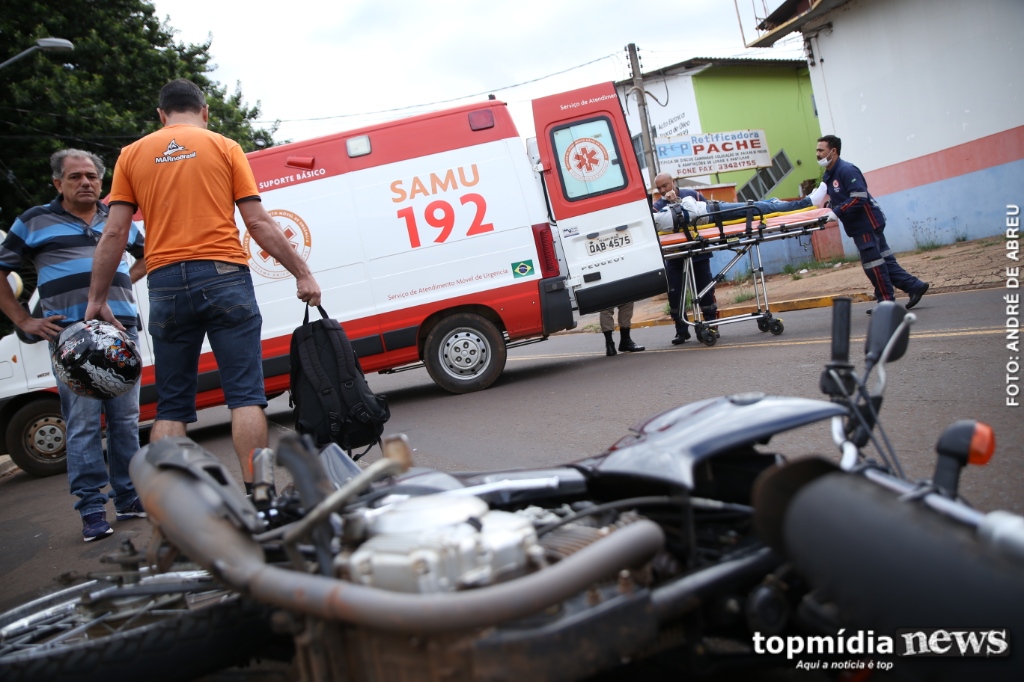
[583,394,847,490]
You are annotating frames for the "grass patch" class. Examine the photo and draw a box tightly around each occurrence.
[731,267,752,282]
[783,255,858,276]
[731,287,755,304]
[791,274,803,281]
[915,239,944,253]
[931,254,945,260]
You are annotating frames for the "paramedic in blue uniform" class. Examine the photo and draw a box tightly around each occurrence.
[816,135,929,313]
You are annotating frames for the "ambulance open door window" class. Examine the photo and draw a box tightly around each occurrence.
[550,117,627,202]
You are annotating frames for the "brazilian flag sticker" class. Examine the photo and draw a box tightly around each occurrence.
[511,260,535,278]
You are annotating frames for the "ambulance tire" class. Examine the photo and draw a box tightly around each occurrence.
[424,313,507,394]
[5,397,67,478]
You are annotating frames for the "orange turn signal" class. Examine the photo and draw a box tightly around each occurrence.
[968,422,995,465]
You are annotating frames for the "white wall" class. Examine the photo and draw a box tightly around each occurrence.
[807,0,1023,172]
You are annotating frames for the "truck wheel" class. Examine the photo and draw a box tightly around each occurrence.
[5,398,67,477]
[424,313,507,394]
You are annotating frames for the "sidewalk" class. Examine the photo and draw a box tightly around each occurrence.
[569,235,1006,332]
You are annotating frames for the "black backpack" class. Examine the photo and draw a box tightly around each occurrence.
[289,305,391,459]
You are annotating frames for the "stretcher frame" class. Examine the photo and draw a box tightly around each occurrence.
[659,206,834,346]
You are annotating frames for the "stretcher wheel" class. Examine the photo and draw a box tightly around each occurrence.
[757,318,771,332]
[769,319,785,336]
[700,327,719,347]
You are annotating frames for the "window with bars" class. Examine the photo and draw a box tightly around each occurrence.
[737,150,794,202]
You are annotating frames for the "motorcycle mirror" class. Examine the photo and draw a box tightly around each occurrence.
[864,301,909,365]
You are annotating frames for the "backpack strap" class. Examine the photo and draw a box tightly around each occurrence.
[303,303,331,323]
[296,324,345,440]
[322,321,373,425]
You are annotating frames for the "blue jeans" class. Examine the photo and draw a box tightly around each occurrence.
[709,197,811,222]
[52,327,140,517]
[147,260,266,423]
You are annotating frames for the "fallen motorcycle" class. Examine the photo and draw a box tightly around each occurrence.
[1,299,1021,681]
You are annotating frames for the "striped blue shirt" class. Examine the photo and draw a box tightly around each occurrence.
[0,197,145,326]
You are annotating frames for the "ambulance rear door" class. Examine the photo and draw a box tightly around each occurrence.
[532,83,666,315]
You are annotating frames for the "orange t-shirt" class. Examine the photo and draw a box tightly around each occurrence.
[109,124,259,272]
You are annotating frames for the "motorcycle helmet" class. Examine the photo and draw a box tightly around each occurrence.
[52,320,142,399]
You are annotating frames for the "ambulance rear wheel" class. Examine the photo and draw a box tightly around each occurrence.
[424,314,507,394]
[5,397,67,478]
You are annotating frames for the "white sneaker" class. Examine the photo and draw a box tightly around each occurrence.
[680,196,709,225]
[809,182,828,208]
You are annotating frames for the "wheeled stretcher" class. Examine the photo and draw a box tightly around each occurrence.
[657,205,835,346]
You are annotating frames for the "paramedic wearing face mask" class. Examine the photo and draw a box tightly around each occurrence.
[816,135,929,314]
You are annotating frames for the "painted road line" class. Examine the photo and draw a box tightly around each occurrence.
[509,328,1004,362]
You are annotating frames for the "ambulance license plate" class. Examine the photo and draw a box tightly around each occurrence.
[586,232,632,256]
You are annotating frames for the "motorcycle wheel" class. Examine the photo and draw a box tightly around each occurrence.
[0,573,275,682]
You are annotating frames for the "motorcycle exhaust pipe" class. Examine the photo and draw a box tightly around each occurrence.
[778,471,1024,680]
[781,472,1024,630]
[132,444,665,634]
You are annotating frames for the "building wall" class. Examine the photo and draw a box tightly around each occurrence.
[806,0,1023,253]
[691,66,822,200]
[618,62,826,276]
[617,62,822,199]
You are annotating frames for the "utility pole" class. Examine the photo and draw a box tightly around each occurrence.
[626,43,658,187]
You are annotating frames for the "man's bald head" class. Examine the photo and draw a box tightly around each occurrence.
[654,173,677,200]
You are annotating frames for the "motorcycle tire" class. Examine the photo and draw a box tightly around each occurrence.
[0,576,276,682]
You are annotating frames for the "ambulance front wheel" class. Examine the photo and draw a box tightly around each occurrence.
[424,313,508,394]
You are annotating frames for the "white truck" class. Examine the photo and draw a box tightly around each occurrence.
[0,82,667,476]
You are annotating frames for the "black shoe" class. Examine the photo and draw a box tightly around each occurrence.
[906,282,929,310]
[866,308,873,316]
[671,321,690,345]
[603,331,617,356]
[618,328,645,352]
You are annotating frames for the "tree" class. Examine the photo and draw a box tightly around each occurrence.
[0,0,278,334]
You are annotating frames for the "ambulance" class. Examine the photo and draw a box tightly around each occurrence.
[0,82,666,476]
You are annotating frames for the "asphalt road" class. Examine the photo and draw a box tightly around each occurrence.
[1,288,1020,616]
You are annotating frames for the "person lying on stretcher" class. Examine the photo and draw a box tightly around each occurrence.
[653,182,828,235]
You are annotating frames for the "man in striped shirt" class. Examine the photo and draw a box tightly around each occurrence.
[0,149,147,542]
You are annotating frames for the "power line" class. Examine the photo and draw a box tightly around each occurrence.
[251,52,620,125]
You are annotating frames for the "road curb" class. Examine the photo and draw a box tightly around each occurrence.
[626,293,875,330]
[0,455,17,477]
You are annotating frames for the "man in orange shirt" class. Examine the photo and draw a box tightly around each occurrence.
[88,79,321,491]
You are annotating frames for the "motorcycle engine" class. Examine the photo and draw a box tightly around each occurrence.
[340,495,540,594]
